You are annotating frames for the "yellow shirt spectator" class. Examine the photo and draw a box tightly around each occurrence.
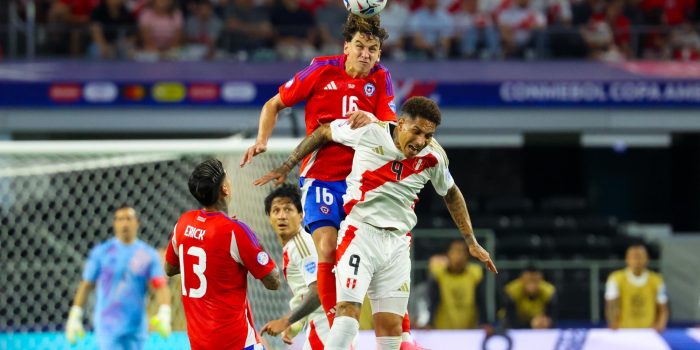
[605,244,669,331]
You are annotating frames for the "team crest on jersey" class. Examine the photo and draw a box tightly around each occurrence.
[304,261,317,274]
[320,205,330,215]
[364,83,376,97]
[257,252,270,265]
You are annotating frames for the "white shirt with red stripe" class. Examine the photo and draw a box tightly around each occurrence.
[330,120,455,234]
[282,230,328,349]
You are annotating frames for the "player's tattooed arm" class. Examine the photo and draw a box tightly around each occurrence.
[261,267,281,290]
[282,124,332,172]
[444,184,498,273]
[443,184,476,245]
[254,124,332,186]
[288,283,322,324]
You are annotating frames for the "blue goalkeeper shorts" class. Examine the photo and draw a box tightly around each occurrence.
[97,333,145,350]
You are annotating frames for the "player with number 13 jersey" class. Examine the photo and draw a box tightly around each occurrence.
[164,160,280,350]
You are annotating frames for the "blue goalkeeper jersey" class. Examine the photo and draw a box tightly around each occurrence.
[82,238,164,338]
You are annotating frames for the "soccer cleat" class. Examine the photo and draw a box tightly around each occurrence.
[400,340,430,350]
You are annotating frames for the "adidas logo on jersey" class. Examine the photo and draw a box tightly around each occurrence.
[397,281,410,292]
[323,81,338,90]
[372,146,384,155]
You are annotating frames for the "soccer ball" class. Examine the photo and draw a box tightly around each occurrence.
[344,0,387,18]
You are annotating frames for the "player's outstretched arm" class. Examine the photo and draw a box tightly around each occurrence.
[261,282,321,337]
[65,281,94,344]
[254,124,333,186]
[260,267,281,290]
[241,94,287,167]
[443,184,498,274]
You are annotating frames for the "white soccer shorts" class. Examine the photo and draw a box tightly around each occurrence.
[335,217,411,315]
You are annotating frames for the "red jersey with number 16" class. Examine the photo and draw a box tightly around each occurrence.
[165,210,276,350]
[279,54,397,182]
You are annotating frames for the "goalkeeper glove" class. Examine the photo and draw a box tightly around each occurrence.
[150,304,172,338]
[65,306,85,344]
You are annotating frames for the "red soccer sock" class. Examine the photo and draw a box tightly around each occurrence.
[317,262,337,325]
[402,313,411,333]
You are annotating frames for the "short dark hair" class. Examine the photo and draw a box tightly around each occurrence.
[188,159,226,207]
[342,14,389,46]
[522,263,541,274]
[401,96,441,126]
[264,183,303,215]
[447,239,467,252]
[114,204,137,218]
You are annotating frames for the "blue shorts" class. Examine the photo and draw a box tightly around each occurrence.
[97,333,145,350]
[299,178,347,233]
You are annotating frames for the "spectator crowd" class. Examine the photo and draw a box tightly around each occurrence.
[6,0,700,61]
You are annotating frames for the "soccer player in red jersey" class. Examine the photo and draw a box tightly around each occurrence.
[240,14,422,347]
[164,159,280,350]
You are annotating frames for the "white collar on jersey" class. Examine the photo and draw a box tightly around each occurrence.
[625,268,649,287]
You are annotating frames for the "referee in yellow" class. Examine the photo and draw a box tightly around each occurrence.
[605,244,669,332]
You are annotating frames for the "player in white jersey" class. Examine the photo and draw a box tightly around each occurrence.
[256,96,498,350]
[260,184,329,350]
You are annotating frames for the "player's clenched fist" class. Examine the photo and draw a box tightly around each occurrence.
[65,306,86,344]
[240,142,267,167]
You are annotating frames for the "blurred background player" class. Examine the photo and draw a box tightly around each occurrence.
[255,96,497,350]
[240,12,422,349]
[164,159,280,350]
[605,244,669,332]
[426,240,487,330]
[64,205,172,350]
[501,265,557,329]
[260,184,329,349]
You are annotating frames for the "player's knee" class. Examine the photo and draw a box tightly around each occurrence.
[336,302,361,320]
[312,226,338,262]
[372,312,403,337]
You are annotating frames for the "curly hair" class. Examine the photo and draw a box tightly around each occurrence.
[401,96,442,126]
[342,13,389,45]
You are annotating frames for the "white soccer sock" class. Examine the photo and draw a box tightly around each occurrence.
[376,336,402,350]
[325,316,359,350]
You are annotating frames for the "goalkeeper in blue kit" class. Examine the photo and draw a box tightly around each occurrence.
[65,205,172,350]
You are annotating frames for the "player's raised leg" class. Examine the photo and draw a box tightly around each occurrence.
[301,178,348,324]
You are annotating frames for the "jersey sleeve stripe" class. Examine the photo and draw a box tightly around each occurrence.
[230,230,242,263]
[429,139,449,166]
[384,69,394,96]
[230,219,261,248]
[298,58,340,81]
[293,235,311,258]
